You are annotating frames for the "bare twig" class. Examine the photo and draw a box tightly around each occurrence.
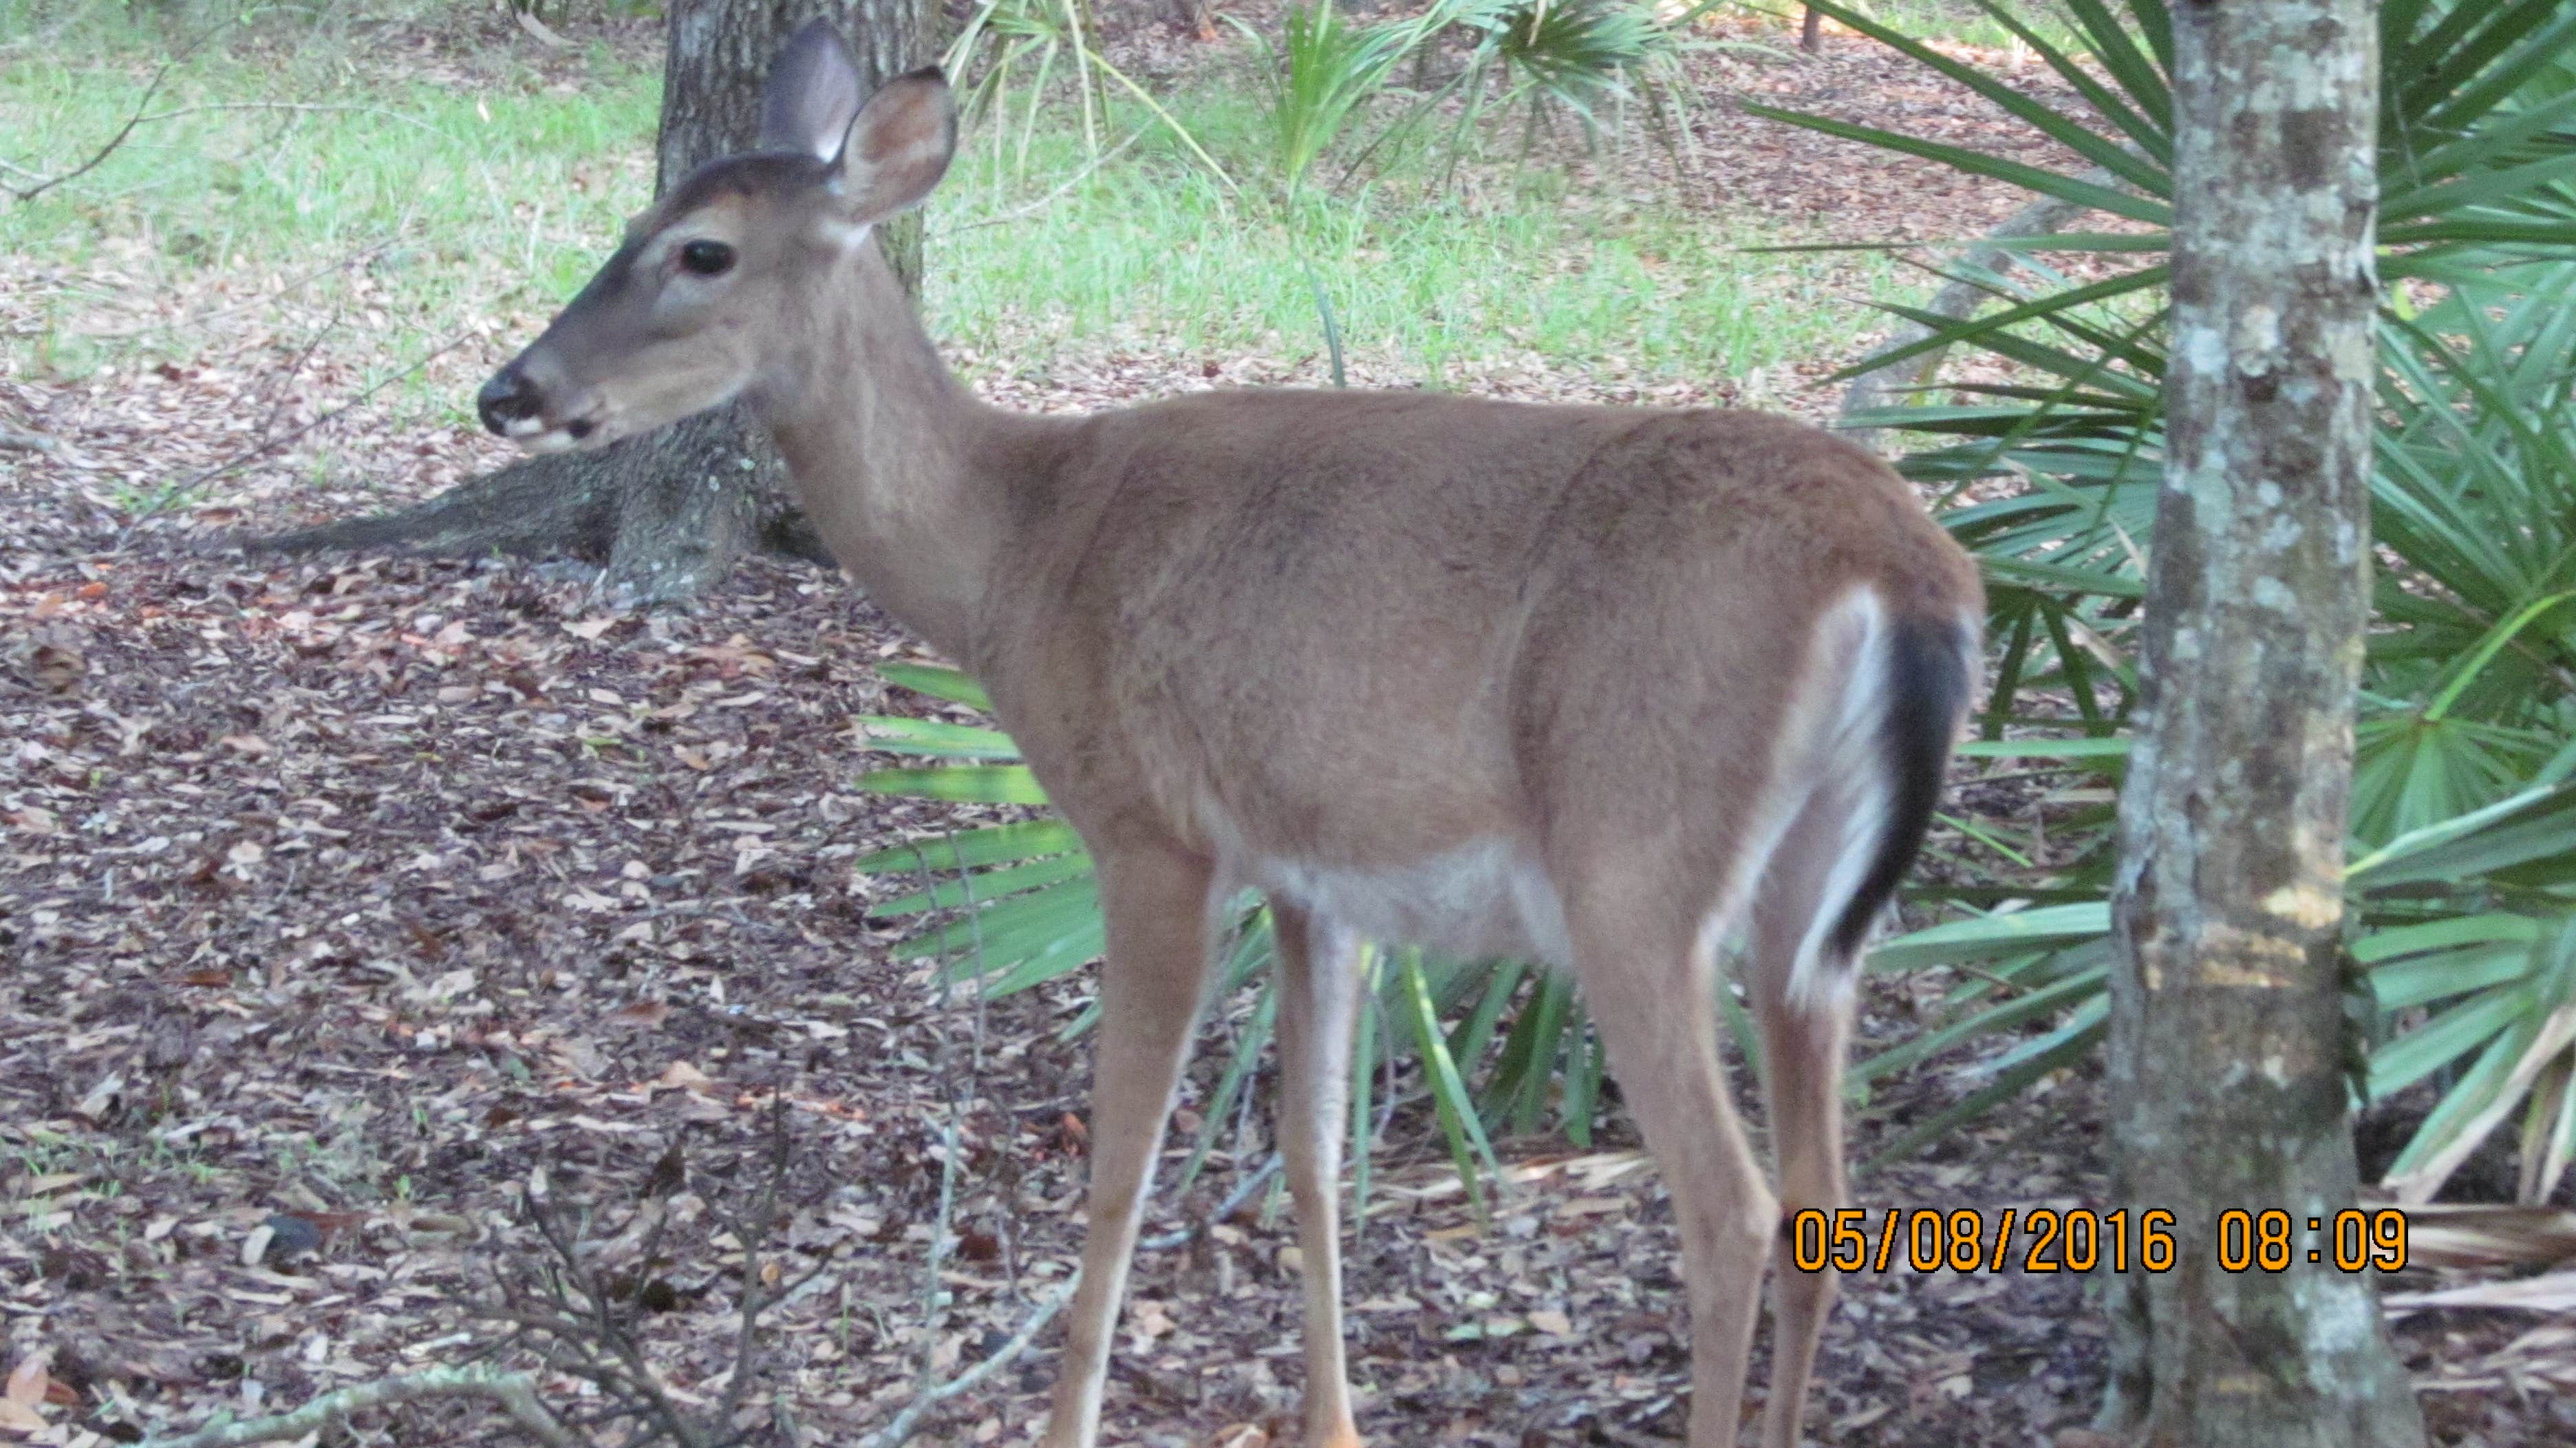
[710,1095,830,1433]
[1834,182,2102,452]
[908,828,994,1400]
[7,17,243,204]
[497,1188,708,1448]
[255,295,350,442]
[136,1365,578,1448]
[939,123,1154,233]
[117,325,480,543]
[41,236,400,342]
[129,101,440,133]
[839,834,1069,1448]
[1141,1152,1282,1253]
[850,1277,1080,1448]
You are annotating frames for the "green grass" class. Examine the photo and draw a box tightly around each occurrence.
[932,92,1910,390]
[3,10,1919,427]
[0,14,655,408]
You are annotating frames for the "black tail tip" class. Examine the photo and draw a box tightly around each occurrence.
[1827,613,1971,958]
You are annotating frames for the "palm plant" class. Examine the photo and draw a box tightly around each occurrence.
[1442,0,1710,165]
[848,662,1609,1209]
[856,0,2576,1204]
[1750,0,2576,1198]
[944,0,1231,187]
[1238,0,1423,196]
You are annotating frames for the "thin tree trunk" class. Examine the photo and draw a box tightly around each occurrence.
[257,0,928,605]
[1834,184,2093,452]
[1801,6,1821,53]
[2099,3,2423,1446]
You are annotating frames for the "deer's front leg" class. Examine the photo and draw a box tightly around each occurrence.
[1270,903,1367,1448]
[1041,846,1216,1448]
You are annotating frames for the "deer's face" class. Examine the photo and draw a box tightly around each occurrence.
[476,28,954,453]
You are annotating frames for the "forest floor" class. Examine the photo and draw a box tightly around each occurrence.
[4,7,2572,1448]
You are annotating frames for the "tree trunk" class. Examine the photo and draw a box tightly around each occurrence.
[2098,3,2423,1447]
[1801,6,1821,53]
[259,0,930,605]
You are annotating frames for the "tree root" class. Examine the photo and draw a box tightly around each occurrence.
[252,449,621,562]
[242,405,835,607]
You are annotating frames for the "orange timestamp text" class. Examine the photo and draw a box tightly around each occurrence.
[1786,1206,2412,1275]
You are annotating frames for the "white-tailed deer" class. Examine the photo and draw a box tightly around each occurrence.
[479,24,1980,1448]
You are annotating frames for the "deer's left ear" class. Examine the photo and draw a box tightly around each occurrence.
[830,68,956,224]
[761,21,866,161]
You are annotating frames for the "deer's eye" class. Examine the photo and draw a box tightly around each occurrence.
[678,240,736,277]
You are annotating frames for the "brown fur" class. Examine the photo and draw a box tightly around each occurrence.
[482,30,1982,1448]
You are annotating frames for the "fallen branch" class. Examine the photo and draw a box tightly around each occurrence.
[137,1365,578,1448]
[0,423,89,467]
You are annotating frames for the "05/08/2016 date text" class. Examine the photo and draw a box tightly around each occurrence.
[1786,1206,2412,1275]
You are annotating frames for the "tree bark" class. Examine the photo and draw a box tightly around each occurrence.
[258,0,930,605]
[2099,3,2423,1447]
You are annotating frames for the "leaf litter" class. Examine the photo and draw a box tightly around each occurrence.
[1,11,2566,1448]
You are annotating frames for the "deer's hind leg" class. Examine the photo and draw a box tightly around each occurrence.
[1558,849,1779,1448]
[1742,778,1874,1448]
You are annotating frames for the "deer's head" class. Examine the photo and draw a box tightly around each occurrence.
[476,24,956,452]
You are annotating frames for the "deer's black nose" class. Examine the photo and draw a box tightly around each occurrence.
[477,367,543,435]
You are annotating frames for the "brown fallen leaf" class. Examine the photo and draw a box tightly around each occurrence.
[658,1061,716,1092]
[22,632,86,694]
[609,1000,672,1028]
[5,807,58,836]
[1,1348,53,1430]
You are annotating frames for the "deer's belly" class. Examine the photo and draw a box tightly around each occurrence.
[1243,839,1573,968]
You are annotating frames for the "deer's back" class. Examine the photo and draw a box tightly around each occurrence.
[978,389,1977,871]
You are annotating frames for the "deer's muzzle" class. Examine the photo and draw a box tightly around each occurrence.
[477,358,600,448]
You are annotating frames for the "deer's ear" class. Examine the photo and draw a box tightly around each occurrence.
[830,69,956,224]
[761,21,865,161]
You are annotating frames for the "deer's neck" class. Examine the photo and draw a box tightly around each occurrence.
[758,241,1038,668]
